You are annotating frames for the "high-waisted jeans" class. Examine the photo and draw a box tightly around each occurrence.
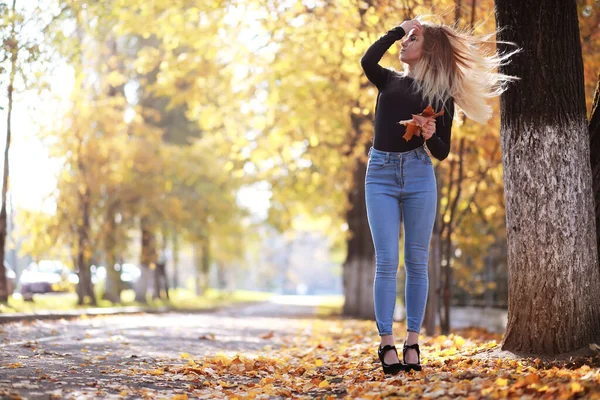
[365,146,437,335]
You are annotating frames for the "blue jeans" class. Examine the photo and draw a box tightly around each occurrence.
[365,146,437,335]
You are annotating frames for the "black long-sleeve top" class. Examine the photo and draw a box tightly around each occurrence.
[360,26,454,160]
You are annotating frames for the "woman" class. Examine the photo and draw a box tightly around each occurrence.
[360,18,517,374]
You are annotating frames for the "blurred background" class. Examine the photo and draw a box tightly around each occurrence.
[0,0,598,333]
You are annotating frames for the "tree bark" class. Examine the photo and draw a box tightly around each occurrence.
[496,0,600,355]
[0,0,18,303]
[172,232,180,288]
[103,201,123,303]
[194,236,210,296]
[74,133,95,305]
[76,184,95,305]
[135,216,156,303]
[424,168,442,335]
[103,37,126,303]
[590,73,600,271]
[194,241,209,296]
[342,142,376,319]
[201,236,210,294]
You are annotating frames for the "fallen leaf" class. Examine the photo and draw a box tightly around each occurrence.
[260,331,275,340]
[571,382,584,393]
[495,377,509,386]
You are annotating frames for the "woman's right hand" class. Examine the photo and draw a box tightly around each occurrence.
[400,19,423,35]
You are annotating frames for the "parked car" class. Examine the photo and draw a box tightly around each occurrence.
[95,263,141,290]
[67,264,103,286]
[18,260,73,301]
[3,262,16,295]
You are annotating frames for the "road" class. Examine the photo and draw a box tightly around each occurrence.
[0,299,321,400]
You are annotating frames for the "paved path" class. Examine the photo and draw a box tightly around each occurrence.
[0,299,320,399]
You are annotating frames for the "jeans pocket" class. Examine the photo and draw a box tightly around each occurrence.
[368,157,386,170]
[416,150,433,165]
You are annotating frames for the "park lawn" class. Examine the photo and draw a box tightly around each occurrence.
[314,295,405,316]
[0,288,273,314]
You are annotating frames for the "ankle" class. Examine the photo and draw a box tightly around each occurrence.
[406,331,419,345]
[380,334,395,347]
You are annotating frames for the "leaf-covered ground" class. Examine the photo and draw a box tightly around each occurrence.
[172,324,600,399]
[0,302,599,399]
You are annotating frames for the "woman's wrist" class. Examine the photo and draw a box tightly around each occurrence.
[388,25,405,38]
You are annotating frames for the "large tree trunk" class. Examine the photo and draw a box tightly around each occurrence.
[496,0,600,355]
[342,143,375,319]
[590,73,600,269]
[0,0,17,303]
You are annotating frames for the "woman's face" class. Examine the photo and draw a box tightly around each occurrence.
[399,29,424,65]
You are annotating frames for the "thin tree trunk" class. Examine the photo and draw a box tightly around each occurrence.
[424,168,442,335]
[74,135,95,305]
[154,227,169,299]
[0,0,18,303]
[496,0,600,355]
[103,37,126,303]
[470,0,477,28]
[201,236,210,294]
[590,73,600,271]
[194,244,202,296]
[76,184,95,305]
[135,216,155,303]
[455,0,462,22]
[441,138,465,334]
[103,203,122,303]
[172,232,180,288]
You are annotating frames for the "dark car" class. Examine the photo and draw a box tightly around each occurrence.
[18,260,72,301]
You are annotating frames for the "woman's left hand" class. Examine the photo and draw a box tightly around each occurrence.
[421,118,436,140]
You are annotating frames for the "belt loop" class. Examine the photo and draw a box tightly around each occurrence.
[386,153,390,163]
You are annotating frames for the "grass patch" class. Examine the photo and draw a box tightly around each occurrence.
[314,295,344,316]
[0,288,273,315]
[314,295,406,317]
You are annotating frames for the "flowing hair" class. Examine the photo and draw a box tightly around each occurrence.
[406,21,520,124]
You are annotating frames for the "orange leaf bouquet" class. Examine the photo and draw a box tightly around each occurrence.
[397,105,444,141]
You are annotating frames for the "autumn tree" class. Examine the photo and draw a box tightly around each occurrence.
[496,0,600,354]
[20,0,253,305]
[0,1,48,302]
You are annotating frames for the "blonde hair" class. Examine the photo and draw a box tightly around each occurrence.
[406,22,519,124]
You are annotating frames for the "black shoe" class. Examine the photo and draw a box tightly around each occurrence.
[378,345,404,375]
[402,342,422,372]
